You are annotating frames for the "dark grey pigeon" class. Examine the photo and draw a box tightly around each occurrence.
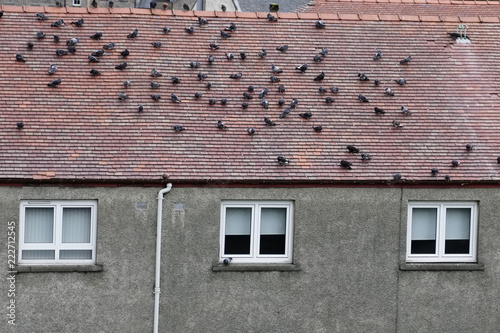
[90,32,103,40]
[431,168,439,175]
[92,50,105,57]
[247,128,255,135]
[319,48,328,56]
[194,92,202,98]
[220,30,231,38]
[118,92,128,100]
[151,81,160,89]
[170,93,181,103]
[452,160,460,167]
[264,117,276,126]
[240,53,246,60]
[56,49,68,56]
[392,120,403,127]
[258,49,267,58]
[299,112,312,119]
[358,94,369,102]
[151,94,161,101]
[313,55,323,62]
[88,55,99,63]
[319,87,327,94]
[66,38,79,46]
[221,4,226,11]
[150,1,157,8]
[242,102,249,109]
[272,64,282,74]
[225,22,237,31]
[185,27,194,34]
[151,69,162,77]
[361,153,372,160]
[278,98,285,105]
[373,50,383,60]
[221,98,227,105]
[374,107,385,114]
[277,156,289,165]
[313,126,323,132]
[276,45,288,52]
[330,87,339,93]
[279,108,290,118]
[51,19,64,27]
[210,43,219,50]
[72,18,84,27]
[243,92,253,100]
[393,173,402,181]
[314,72,325,81]
[37,31,46,39]
[27,42,34,49]
[315,20,326,28]
[325,97,334,103]
[340,160,352,169]
[171,76,180,84]
[395,78,406,85]
[163,26,171,33]
[278,85,285,93]
[289,99,299,108]
[259,88,269,98]
[226,53,234,60]
[217,120,227,129]
[53,35,60,43]
[206,82,212,89]
[138,105,144,112]
[248,86,254,92]
[261,98,269,109]
[121,49,129,57]
[295,63,308,72]
[198,17,208,25]
[36,13,48,20]
[47,78,61,87]
[374,79,380,86]
[103,43,115,50]
[190,61,200,68]
[466,144,473,151]
[267,13,278,22]
[152,42,162,48]
[183,3,189,10]
[123,80,132,88]
[90,69,101,76]
[16,54,26,62]
[208,54,214,63]
[68,46,76,53]
[385,88,395,96]
[16,122,24,129]
[230,72,242,79]
[48,64,57,74]
[358,73,369,81]
[209,99,216,105]
[347,145,359,153]
[270,75,280,83]
[174,125,186,132]
[198,72,207,80]
[400,56,412,64]
[401,106,412,115]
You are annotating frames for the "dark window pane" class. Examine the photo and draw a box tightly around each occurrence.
[260,235,286,254]
[445,239,470,254]
[225,235,250,255]
[411,240,436,254]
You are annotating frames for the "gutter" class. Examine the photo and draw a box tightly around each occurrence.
[153,183,172,333]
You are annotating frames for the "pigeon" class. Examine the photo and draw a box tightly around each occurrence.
[198,72,207,80]
[401,106,412,115]
[206,82,212,89]
[170,93,181,103]
[279,108,290,118]
[358,73,369,81]
[431,168,439,175]
[385,88,395,96]
[295,64,308,72]
[115,62,127,70]
[243,92,253,100]
[120,49,129,58]
[163,26,171,33]
[217,120,227,129]
[47,78,61,87]
[138,105,144,113]
[72,18,84,27]
[118,92,128,100]
[150,1,156,8]
[221,98,228,105]
[325,97,335,103]
[289,99,299,108]
[173,125,186,132]
[90,32,103,40]
[15,54,26,62]
[319,48,329,56]
[445,175,451,181]
[209,98,217,105]
[91,50,105,57]
[16,122,24,129]
[151,94,161,101]
[497,157,500,164]
[276,45,288,52]
[226,53,234,60]
[221,4,226,11]
[150,81,160,89]
[278,98,285,105]
[271,64,283,74]
[258,49,267,58]
[56,49,68,56]
[313,55,324,62]
[392,120,403,127]
[27,42,34,49]
[314,72,325,81]
[373,50,383,60]
[248,86,255,92]
[151,69,162,77]
[267,13,278,22]
[395,78,407,85]
[330,87,339,93]
[452,160,460,167]
[67,46,76,53]
[358,94,369,103]
[103,43,115,50]
[466,144,473,151]
[299,112,313,119]
[313,126,323,132]
[261,98,269,109]
[374,79,381,86]
[183,3,189,10]
[87,54,100,63]
[230,72,242,79]
[259,88,269,98]
[194,92,202,98]
[247,128,255,135]
[393,173,402,181]
[109,0,114,8]
[91,0,97,7]
[240,52,247,60]
[37,31,46,39]
[361,153,372,160]
[198,17,208,25]
[347,145,359,153]
[190,61,201,68]
[124,80,132,88]
[36,13,48,20]
[277,156,289,165]
[171,76,180,84]
[220,30,231,38]
[242,102,249,109]
[48,64,57,74]
[209,43,219,50]
[315,20,326,29]
[152,42,162,48]
[51,19,64,27]
[225,23,237,31]
[278,85,285,93]
[185,27,195,34]
[374,107,385,114]
[400,56,412,64]
[264,117,276,126]
[53,35,60,43]
[270,75,280,83]
[208,55,214,63]
[67,38,79,46]
[340,160,352,169]
[90,69,101,76]
[319,87,327,94]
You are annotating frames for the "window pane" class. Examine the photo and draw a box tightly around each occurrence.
[411,208,437,254]
[22,250,55,260]
[62,208,91,243]
[445,208,471,254]
[60,250,92,259]
[24,208,54,243]
[224,208,251,254]
[260,208,286,255]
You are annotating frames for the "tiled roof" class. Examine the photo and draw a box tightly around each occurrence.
[1,5,500,184]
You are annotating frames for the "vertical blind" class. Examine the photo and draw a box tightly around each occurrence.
[24,207,54,243]
[445,208,470,240]
[411,208,437,240]
[62,208,91,243]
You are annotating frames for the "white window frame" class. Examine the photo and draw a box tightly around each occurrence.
[73,0,81,6]
[406,201,477,263]
[18,200,97,265]
[220,201,294,264]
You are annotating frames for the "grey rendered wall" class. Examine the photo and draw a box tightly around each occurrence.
[1,186,499,333]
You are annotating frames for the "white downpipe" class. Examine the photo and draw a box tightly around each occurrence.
[153,183,172,333]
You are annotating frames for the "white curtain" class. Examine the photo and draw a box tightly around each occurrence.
[412,208,437,240]
[62,208,91,243]
[225,207,251,235]
[445,208,470,240]
[24,207,54,243]
[260,208,286,235]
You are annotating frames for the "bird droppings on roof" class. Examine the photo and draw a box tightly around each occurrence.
[1,5,500,185]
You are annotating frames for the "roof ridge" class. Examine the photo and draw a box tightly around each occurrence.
[0,5,499,23]
[314,0,500,4]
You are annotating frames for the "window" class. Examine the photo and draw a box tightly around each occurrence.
[19,200,97,265]
[73,0,81,6]
[407,202,477,263]
[220,201,293,264]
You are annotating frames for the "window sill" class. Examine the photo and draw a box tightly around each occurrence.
[14,264,103,274]
[212,263,300,272]
[399,263,484,271]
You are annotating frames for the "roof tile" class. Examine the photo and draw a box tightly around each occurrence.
[339,13,360,20]
[359,14,380,21]
[479,16,500,23]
